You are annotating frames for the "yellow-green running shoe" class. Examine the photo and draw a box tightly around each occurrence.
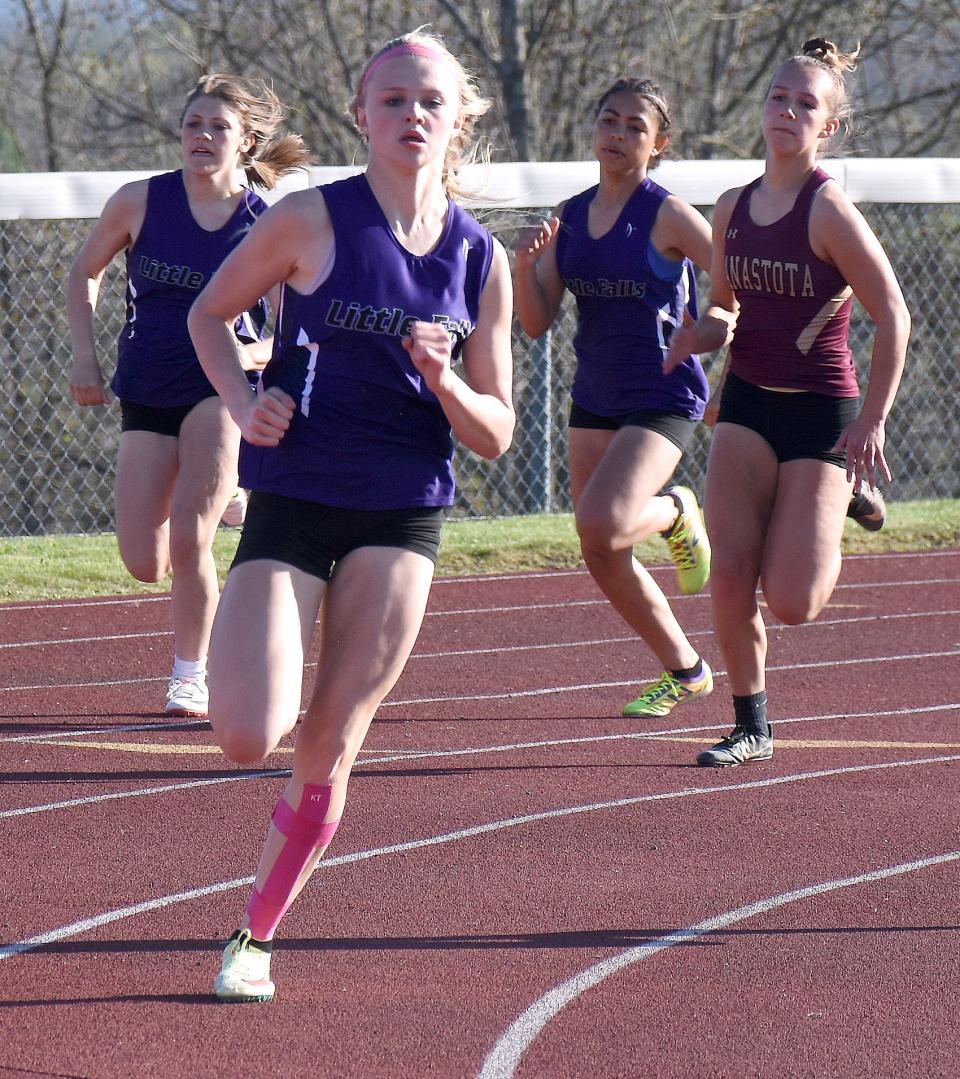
[662,485,711,594]
[621,662,714,718]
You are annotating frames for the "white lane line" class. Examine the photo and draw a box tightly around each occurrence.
[0,602,611,650]
[4,703,955,819]
[5,603,960,655]
[11,605,946,656]
[412,607,960,660]
[1,595,170,612]
[427,578,958,618]
[2,705,958,817]
[0,630,170,650]
[3,642,959,699]
[0,571,592,613]
[3,682,958,758]
[478,848,960,1079]
[0,769,284,819]
[2,695,956,758]
[1,556,956,616]
[379,648,960,707]
[2,753,957,962]
[1,719,206,745]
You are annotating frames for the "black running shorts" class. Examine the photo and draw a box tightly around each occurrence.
[717,372,860,467]
[568,401,697,452]
[120,397,216,438]
[231,491,443,581]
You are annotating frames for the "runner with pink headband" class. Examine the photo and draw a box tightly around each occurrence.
[359,42,449,93]
[190,29,514,1004]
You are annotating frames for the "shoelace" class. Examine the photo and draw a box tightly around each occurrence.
[665,523,698,570]
[637,675,680,704]
[168,676,203,694]
[228,930,268,977]
[725,727,763,746]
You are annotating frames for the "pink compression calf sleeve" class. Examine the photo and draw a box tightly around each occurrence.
[245,783,341,940]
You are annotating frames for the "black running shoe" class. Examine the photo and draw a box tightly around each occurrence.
[697,724,774,767]
[847,487,885,532]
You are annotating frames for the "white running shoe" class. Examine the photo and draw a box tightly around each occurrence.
[164,675,208,718]
[220,489,247,528]
[215,930,275,1003]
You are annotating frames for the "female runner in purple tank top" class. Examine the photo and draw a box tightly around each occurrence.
[189,31,514,1002]
[514,78,735,721]
[665,39,910,767]
[66,76,309,719]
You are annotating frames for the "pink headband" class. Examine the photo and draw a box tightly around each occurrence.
[359,43,448,94]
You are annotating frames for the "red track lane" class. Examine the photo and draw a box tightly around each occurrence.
[1,550,958,1078]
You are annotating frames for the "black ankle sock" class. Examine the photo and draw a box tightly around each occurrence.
[671,658,703,682]
[660,491,684,536]
[733,691,768,736]
[227,929,273,953]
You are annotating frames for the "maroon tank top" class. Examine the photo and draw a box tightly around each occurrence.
[724,167,858,396]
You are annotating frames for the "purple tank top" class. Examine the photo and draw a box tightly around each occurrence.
[112,170,268,407]
[555,178,707,420]
[239,174,495,509]
[725,167,858,396]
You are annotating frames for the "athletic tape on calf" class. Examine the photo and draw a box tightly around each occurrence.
[246,782,341,937]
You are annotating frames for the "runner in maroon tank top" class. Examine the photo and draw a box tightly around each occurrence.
[664,38,910,766]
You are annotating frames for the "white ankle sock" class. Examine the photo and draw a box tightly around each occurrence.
[172,656,206,681]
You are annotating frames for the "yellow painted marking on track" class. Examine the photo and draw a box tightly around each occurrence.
[26,739,425,756]
[652,737,960,750]
[34,739,269,754]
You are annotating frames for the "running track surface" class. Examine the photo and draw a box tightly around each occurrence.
[1,550,957,1078]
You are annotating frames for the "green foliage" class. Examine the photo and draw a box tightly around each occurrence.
[0,125,27,172]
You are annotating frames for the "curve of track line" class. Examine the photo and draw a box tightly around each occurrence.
[477,848,960,1079]
[2,752,957,964]
[4,702,959,820]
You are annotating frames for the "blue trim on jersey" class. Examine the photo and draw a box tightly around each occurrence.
[646,241,684,282]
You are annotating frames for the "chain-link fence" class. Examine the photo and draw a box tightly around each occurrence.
[2,190,958,537]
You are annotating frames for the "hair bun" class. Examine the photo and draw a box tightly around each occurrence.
[798,36,859,74]
[801,37,837,62]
